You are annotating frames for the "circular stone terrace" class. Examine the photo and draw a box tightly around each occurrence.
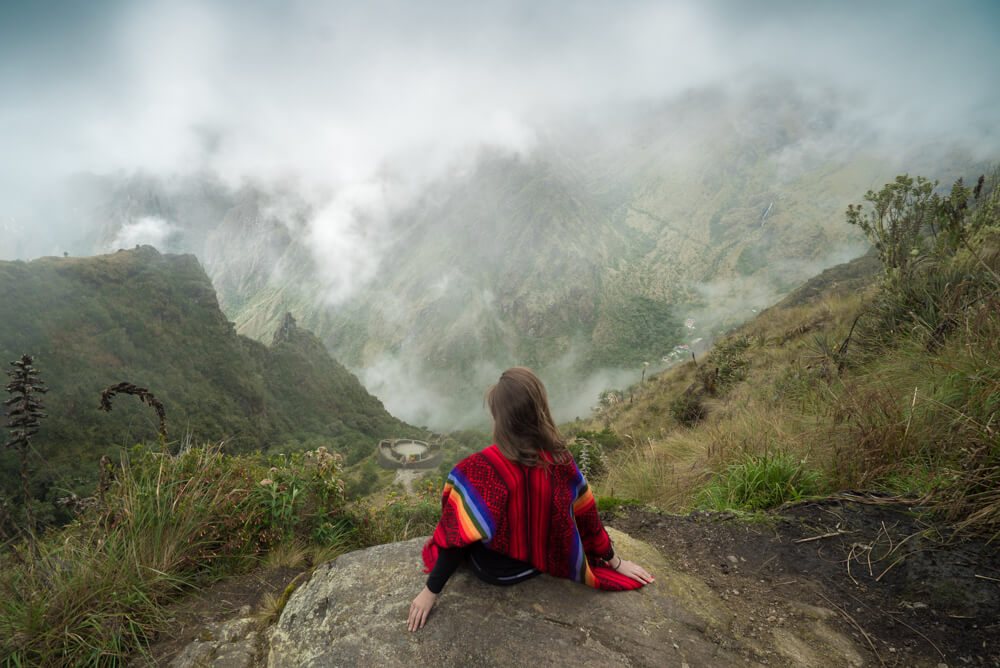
[377,438,441,469]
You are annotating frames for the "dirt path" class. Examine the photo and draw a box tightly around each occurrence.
[607,495,999,667]
[392,468,427,495]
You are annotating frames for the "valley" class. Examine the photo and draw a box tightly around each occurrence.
[46,85,985,430]
[3,3,999,664]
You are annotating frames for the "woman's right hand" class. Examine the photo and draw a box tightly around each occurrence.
[408,586,438,631]
[614,558,655,585]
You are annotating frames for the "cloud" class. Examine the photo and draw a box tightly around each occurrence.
[361,338,650,431]
[361,353,497,430]
[108,215,177,252]
[0,1,996,419]
[2,0,997,265]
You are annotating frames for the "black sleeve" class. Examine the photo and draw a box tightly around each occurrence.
[426,546,463,594]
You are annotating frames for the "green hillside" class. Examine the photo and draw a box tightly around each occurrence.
[71,87,988,430]
[579,169,1000,537]
[198,89,983,427]
[0,247,415,524]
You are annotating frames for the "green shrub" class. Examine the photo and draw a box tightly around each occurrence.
[846,173,937,276]
[573,427,623,451]
[710,335,751,388]
[348,489,441,547]
[697,451,822,512]
[574,439,607,481]
[669,392,706,426]
[348,458,380,498]
[598,389,623,408]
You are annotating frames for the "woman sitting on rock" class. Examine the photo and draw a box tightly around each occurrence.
[408,367,654,631]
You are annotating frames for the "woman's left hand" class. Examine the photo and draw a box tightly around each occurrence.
[408,586,438,631]
[615,558,655,585]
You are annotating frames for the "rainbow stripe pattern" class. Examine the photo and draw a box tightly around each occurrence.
[422,445,644,591]
[442,469,496,545]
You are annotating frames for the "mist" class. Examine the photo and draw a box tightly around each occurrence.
[363,347,647,431]
[3,1,998,256]
[2,0,998,430]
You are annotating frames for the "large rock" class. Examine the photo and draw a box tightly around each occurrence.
[267,529,865,667]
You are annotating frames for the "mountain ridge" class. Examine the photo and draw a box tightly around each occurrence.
[0,246,415,522]
[47,84,988,428]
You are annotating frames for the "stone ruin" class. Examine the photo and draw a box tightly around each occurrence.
[376,438,442,470]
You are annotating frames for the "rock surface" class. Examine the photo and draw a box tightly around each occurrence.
[169,606,265,668]
[267,528,865,667]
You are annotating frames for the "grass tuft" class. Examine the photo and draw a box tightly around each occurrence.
[696,451,823,512]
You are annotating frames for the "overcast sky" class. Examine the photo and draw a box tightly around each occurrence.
[2,0,998,259]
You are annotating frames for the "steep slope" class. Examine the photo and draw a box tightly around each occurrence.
[209,89,977,427]
[77,84,984,428]
[0,246,413,519]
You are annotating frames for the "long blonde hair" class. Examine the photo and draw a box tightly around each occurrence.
[485,367,568,467]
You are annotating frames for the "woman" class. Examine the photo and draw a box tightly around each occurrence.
[408,367,653,631]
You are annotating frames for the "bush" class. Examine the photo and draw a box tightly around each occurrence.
[573,427,623,451]
[574,438,608,481]
[669,392,706,426]
[697,451,822,512]
[598,389,623,408]
[846,173,936,276]
[710,335,751,388]
[348,488,441,547]
[348,458,380,498]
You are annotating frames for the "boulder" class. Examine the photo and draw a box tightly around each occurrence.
[267,528,864,667]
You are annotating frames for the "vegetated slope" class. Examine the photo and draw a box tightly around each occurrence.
[73,83,985,428]
[0,246,414,523]
[209,89,898,425]
[580,169,1000,539]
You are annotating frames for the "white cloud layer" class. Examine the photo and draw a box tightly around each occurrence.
[2,0,998,264]
[109,215,176,252]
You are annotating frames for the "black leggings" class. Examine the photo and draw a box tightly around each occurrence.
[466,543,542,586]
[426,542,541,593]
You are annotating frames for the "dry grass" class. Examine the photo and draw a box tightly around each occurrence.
[589,227,1000,535]
[264,542,311,570]
[597,435,700,509]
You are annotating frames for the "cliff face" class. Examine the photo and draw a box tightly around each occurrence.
[0,246,412,515]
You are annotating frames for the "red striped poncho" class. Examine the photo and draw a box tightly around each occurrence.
[422,444,643,591]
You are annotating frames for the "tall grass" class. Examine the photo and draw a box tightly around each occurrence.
[0,445,352,665]
[598,435,688,508]
[594,173,1000,537]
[923,287,1000,535]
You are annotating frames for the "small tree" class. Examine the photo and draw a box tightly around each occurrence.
[5,355,47,532]
[846,174,937,276]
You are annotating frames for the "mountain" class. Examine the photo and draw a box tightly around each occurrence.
[0,246,414,521]
[69,83,987,428]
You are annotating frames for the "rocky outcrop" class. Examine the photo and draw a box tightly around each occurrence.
[169,606,265,668]
[266,529,865,667]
